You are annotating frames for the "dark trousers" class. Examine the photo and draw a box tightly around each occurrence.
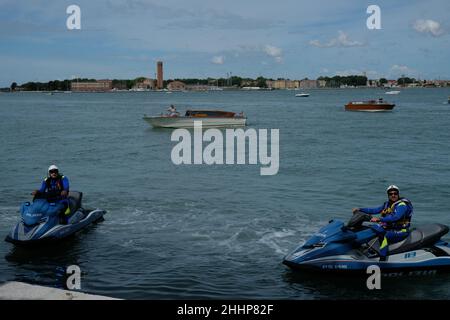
[371,224,409,258]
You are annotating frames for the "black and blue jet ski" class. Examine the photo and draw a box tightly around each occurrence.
[5,191,106,245]
[283,212,450,275]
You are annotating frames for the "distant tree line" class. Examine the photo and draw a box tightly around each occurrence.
[168,76,271,88]
[397,77,417,85]
[317,75,368,87]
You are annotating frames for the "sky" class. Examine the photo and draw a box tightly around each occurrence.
[1,0,449,86]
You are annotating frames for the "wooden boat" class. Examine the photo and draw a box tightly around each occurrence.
[345,99,395,112]
[143,110,247,128]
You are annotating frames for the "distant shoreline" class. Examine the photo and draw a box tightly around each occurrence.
[1,86,449,94]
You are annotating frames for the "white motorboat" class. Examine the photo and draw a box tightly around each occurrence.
[385,90,400,95]
[143,110,247,128]
[295,93,309,97]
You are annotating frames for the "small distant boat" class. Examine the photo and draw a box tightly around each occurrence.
[385,90,400,95]
[295,93,310,97]
[143,110,247,128]
[345,99,395,112]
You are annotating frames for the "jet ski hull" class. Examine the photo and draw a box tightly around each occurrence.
[5,208,106,245]
[283,214,450,276]
[283,245,450,276]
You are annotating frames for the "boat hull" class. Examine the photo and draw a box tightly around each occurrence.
[143,116,247,128]
[345,103,395,112]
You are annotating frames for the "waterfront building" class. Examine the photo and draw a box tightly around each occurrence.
[71,80,112,92]
[299,79,318,89]
[134,78,156,90]
[318,80,327,88]
[266,79,299,89]
[167,81,186,91]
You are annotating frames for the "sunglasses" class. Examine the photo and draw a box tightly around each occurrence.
[49,170,59,174]
[388,192,398,196]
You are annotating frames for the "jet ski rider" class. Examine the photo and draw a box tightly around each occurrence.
[32,165,71,222]
[352,185,413,261]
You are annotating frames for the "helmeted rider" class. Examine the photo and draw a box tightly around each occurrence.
[32,165,71,221]
[352,185,413,261]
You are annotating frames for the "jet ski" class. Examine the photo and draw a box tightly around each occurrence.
[283,212,450,275]
[5,191,106,245]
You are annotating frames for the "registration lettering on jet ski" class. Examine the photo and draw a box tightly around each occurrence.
[404,252,417,259]
[383,270,437,277]
[321,264,349,270]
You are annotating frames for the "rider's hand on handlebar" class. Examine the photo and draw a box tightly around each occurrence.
[31,190,38,196]
[352,208,360,214]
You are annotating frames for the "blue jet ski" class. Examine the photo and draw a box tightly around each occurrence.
[5,191,106,245]
[283,212,450,275]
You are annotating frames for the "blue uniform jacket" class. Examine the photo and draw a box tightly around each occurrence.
[38,176,70,202]
[359,200,411,225]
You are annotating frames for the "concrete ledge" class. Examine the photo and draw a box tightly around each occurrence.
[0,281,120,300]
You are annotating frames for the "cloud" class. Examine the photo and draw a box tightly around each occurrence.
[390,65,412,73]
[309,31,364,48]
[263,45,283,63]
[389,65,415,78]
[263,45,282,57]
[413,19,445,37]
[211,55,224,65]
[335,69,363,76]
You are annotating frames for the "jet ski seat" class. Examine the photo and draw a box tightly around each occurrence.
[388,224,449,255]
[67,191,83,214]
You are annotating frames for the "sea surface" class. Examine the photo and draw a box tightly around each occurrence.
[1,88,450,299]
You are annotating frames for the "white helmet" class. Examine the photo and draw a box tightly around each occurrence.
[386,185,399,193]
[48,164,59,172]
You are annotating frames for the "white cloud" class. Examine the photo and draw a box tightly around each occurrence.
[335,69,363,76]
[389,65,416,78]
[263,45,283,63]
[211,55,224,64]
[413,19,444,37]
[391,65,412,73]
[309,31,364,48]
[263,45,282,57]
